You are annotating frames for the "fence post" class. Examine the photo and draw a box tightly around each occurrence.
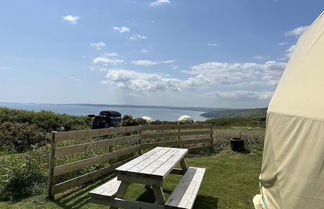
[209,124,214,153]
[138,126,142,154]
[48,131,57,200]
[177,124,181,148]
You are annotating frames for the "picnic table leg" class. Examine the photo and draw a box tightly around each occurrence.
[110,182,130,209]
[180,159,188,173]
[152,186,166,204]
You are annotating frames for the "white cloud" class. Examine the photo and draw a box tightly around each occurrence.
[130,34,147,40]
[89,42,106,50]
[278,42,288,46]
[113,26,130,33]
[131,60,158,66]
[103,69,182,92]
[262,61,287,85]
[207,43,218,47]
[183,61,286,87]
[62,15,80,24]
[93,53,123,65]
[150,0,171,7]
[210,90,273,100]
[162,60,175,64]
[284,26,309,37]
[131,59,175,66]
[283,44,296,60]
[100,60,286,100]
[93,57,124,65]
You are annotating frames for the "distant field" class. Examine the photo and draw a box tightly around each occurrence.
[202,108,267,119]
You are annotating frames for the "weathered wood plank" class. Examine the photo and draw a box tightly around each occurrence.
[179,138,212,145]
[54,126,141,142]
[141,132,179,139]
[152,149,188,177]
[116,147,167,172]
[117,174,163,187]
[91,197,165,209]
[141,124,178,130]
[141,123,212,131]
[152,186,166,204]
[127,148,175,173]
[55,134,140,157]
[52,156,137,195]
[139,149,179,175]
[141,130,211,139]
[180,159,188,173]
[48,131,57,200]
[140,141,179,149]
[89,177,121,199]
[177,123,212,129]
[165,167,206,209]
[53,145,140,176]
[179,130,212,136]
[140,138,211,150]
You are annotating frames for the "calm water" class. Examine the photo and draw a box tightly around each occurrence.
[0,103,207,121]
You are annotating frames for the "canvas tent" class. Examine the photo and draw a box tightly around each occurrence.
[255,12,324,209]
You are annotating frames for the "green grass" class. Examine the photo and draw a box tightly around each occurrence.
[0,149,262,209]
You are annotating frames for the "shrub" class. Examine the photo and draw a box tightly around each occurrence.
[0,147,49,200]
[150,120,177,125]
[120,115,147,126]
[0,122,50,152]
[0,107,91,132]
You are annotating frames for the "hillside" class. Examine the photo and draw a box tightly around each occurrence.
[201,108,267,118]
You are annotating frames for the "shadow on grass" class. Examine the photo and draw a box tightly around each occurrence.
[52,176,112,209]
[137,188,218,209]
[193,194,219,209]
[52,181,218,209]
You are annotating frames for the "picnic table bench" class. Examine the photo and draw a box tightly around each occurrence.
[89,147,206,209]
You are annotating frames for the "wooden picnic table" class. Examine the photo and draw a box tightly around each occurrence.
[90,147,206,209]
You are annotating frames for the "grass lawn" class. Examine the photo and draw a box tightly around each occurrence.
[0,149,262,209]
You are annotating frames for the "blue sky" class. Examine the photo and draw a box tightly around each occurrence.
[0,0,323,108]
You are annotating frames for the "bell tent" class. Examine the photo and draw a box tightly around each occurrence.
[255,11,324,209]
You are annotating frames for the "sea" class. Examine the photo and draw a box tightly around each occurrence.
[0,102,207,121]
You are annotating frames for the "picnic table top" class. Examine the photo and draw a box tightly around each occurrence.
[115,147,188,180]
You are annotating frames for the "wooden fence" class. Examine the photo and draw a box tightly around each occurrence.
[48,123,213,199]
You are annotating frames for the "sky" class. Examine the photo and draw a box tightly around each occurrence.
[0,0,323,108]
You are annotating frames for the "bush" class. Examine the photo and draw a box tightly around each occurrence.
[120,115,147,126]
[0,147,49,200]
[0,107,91,132]
[0,122,49,152]
[150,120,177,125]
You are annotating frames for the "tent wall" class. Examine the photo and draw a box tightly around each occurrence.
[259,11,324,209]
[260,112,324,209]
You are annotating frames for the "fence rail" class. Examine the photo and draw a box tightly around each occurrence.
[48,123,213,199]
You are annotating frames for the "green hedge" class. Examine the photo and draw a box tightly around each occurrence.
[0,122,49,152]
[0,107,91,132]
[0,147,49,200]
[206,117,266,128]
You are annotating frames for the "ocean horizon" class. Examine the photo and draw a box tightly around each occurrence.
[0,102,208,121]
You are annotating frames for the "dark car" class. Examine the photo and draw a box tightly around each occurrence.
[88,111,122,129]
